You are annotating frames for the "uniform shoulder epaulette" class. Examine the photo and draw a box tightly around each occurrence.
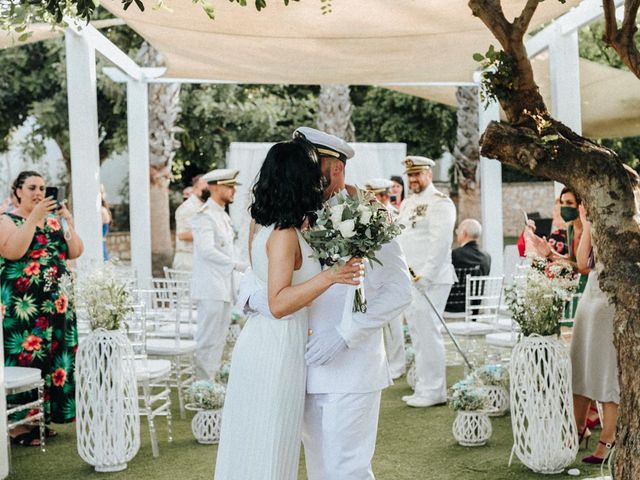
[196,203,209,213]
[435,191,449,199]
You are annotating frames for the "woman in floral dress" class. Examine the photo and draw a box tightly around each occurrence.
[0,171,84,445]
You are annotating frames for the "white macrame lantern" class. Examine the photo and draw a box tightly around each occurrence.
[452,410,492,446]
[509,335,577,474]
[485,386,509,417]
[407,363,416,390]
[76,329,140,472]
[190,409,222,444]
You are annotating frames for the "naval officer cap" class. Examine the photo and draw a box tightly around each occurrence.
[202,168,241,186]
[364,178,393,194]
[293,127,355,162]
[403,156,436,174]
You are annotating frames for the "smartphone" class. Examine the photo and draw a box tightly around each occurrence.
[390,194,398,203]
[45,186,66,208]
[521,209,529,227]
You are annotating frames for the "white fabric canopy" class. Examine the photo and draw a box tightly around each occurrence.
[0,19,124,49]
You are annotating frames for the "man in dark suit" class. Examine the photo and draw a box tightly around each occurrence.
[446,219,492,313]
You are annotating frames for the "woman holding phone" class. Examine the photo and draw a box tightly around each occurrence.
[0,171,83,446]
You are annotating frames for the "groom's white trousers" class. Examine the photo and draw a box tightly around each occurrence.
[302,391,381,480]
[194,299,231,381]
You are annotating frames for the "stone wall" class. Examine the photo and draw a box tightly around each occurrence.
[501,182,555,237]
[105,232,132,262]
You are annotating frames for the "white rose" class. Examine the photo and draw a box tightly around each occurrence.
[338,219,357,238]
[330,204,345,226]
[358,205,373,225]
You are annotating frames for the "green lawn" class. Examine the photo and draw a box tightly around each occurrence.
[7,366,608,479]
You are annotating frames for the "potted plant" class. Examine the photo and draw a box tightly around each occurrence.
[450,379,492,447]
[472,365,510,416]
[505,257,579,473]
[185,380,226,444]
[75,264,139,472]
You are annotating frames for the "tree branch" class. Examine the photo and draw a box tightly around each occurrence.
[468,0,512,47]
[602,0,640,78]
[513,0,542,38]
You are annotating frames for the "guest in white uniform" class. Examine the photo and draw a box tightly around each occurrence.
[191,169,246,381]
[173,174,208,271]
[214,139,362,480]
[397,156,457,408]
[245,128,412,480]
[364,178,405,379]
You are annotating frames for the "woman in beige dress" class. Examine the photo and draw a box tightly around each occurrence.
[570,205,618,464]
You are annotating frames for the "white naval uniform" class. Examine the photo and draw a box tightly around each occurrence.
[303,210,412,480]
[397,183,456,402]
[172,194,202,271]
[381,203,406,379]
[191,199,243,381]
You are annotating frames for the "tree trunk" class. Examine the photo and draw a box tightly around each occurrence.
[452,86,481,223]
[467,1,640,476]
[136,42,182,276]
[317,85,356,142]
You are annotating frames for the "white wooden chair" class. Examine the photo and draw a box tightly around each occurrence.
[127,304,173,458]
[5,367,45,453]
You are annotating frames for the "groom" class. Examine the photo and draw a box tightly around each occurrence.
[246,127,412,479]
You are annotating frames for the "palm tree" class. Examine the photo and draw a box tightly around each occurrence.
[317,84,355,141]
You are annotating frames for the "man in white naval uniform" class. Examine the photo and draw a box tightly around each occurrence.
[240,128,412,479]
[172,175,207,271]
[364,178,405,379]
[397,156,457,407]
[191,168,246,381]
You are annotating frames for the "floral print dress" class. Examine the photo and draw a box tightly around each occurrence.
[2,212,77,424]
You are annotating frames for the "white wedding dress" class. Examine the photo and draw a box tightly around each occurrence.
[214,225,320,480]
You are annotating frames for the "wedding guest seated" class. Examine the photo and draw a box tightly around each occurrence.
[445,219,491,313]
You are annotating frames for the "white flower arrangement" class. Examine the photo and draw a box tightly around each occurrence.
[215,362,231,384]
[79,264,133,331]
[303,190,404,312]
[186,380,226,411]
[505,256,578,337]
[472,364,509,390]
[449,378,490,411]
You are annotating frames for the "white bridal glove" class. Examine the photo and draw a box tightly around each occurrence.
[305,327,348,366]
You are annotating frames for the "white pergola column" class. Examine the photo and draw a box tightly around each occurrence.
[549,24,582,197]
[474,73,504,276]
[126,80,152,287]
[65,30,103,273]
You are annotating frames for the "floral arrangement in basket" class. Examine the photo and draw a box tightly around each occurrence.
[79,264,133,330]
[215,362,231,385]
[472,365,509,390]
[449,378,490,412]
[504,256,578,337]
[186,380,226,411]
[303,191,404,312]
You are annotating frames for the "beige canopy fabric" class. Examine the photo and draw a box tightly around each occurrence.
[392,57,640,139]
[101,0,579,84]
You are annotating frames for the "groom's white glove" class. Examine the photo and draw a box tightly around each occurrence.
[238,269,294,321]
[305,327,348,366]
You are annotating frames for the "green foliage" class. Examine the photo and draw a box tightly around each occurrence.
[351,87,457,160]
[174,84,317,183]
[473,45,518,107]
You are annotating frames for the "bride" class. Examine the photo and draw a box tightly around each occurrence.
[213,139,362,480]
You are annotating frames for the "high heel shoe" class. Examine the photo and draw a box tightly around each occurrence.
[582,440,615,464]
[586,405,601,430]
[578,427,591,449]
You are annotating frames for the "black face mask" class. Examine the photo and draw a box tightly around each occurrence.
[199,190,210,202]
[560,206,578,222]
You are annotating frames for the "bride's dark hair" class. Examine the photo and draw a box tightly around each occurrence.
[250,139,323,229]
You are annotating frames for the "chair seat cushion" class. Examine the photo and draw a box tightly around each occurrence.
[443,322,496,336]
[146,338,197,355]
[135,358,172,381]
[5,366,42,390]
[486,332,519,348]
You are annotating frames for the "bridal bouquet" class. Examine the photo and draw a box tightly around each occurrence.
[505,256,578,337]
[303,191,404,312]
